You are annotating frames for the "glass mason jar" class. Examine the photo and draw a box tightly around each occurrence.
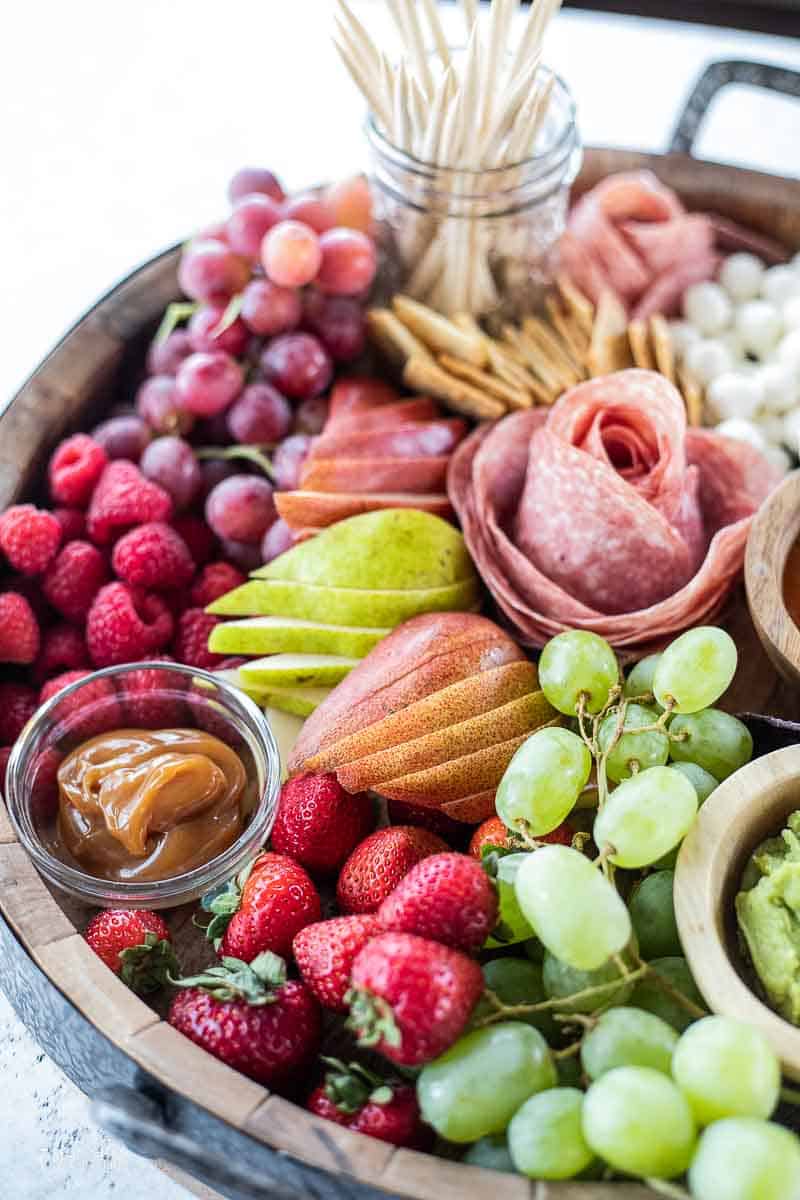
[366,68,582,324]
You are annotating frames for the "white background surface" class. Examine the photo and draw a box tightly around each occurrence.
[1,2,800,1197]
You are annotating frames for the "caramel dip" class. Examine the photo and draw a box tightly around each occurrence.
[56,728,247,882]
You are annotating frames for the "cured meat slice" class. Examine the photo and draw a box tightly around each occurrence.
[620,213,713,277]
[707,214,789,265]
[326,398,440,432]
[275,490,453,531]
[300,456,450,494]
[632,251,721,320]
[310,419,467,461]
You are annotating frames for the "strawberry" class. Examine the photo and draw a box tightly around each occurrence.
[203,852,321,962]
[347,932,483,1067]
[169,950,320,1088]
[386,798,466,845]
[307,1058,432,1149]
[378,853,498,954]
[84,909,178,994]
[336,826,449,915]
[271,773,375,875]
[293,914,382,1012]
[468,816,511,859]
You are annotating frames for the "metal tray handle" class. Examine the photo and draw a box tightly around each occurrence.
[670,59,800,156]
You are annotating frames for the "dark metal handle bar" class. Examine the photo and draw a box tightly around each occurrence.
[670,59,800,156]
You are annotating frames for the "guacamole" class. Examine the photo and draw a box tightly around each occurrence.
[736,810,800,1024]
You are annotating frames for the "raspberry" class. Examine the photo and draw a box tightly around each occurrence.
[86,461,173,545]
[189,561,246,609]
[33,623,89,683]
[172,608,224,669]
[171,515,216,566]
[0,505,61,575]
[52,508,87,542]
[0,592,41,664]
[48,434,108,506]
[112,522,195,591]
[0,746,11,794]
[86,582,174,667]
[0,683,38,743]
[43,541,109,623]
[40,670,123,739]
[123,657,187,727]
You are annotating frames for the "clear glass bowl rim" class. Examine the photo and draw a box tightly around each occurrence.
[4,660,281,905]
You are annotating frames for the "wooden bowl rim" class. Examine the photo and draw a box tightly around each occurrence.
[745,468,800,676]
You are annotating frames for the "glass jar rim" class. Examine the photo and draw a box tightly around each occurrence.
[5,660,280,905]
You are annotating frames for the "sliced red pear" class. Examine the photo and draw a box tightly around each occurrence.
[376,732,533,805]
[440,790,498,824]
[326,398,440,433]
[275,490,453,530]
[299,456,450,493]
[329,377,400,418]
[309,419,468,461]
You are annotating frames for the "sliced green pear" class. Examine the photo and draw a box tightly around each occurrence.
[208,616,389,658]
[212,667,270,706]
[241,654,358,688]
[264,707,305,781]
[252,508,476,590]
[207,576,481,625]
[260,684,332,718]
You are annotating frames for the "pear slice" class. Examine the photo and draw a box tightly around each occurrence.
[207,577,480,626]
[241,654,358,687]
[375,732,532,805]
[440,790,498,823]
[275,490,453,531]
[300,456,450,494]
[208,616,389,659]
[253,508,476,591]
[260,685,332,718]
[264,707,305,781]
[212,666,270,706]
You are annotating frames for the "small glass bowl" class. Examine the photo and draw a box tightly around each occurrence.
[4,661,280,909]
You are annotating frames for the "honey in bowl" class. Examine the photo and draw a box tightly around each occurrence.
[783,536,800,631]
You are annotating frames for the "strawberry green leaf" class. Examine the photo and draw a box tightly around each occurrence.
[118,932,179,996]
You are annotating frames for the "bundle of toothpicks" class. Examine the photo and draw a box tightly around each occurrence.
[334,0,562,317]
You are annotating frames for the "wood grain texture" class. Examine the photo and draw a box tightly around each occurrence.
[35,934,159,1041]
[0,843,75,950]
[0,799,17,844]
[745,470,800,688]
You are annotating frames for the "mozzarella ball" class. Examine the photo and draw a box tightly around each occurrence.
[668,319,700,359]
[706,371,764,422]
[783,296,800,330]
[719,252,765,301]
[761,264,800,306]
[777,329,800,375]
[756,412,786,445]
[783,408,800,453]
[684,338,735,386]
[735,300,783,358]
[764,444,792,475]
[715,417,768,451]
[758,362,799,413]
[682,281,732,336]
[719,328,745,361]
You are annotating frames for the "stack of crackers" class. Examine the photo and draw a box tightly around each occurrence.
[367,281,703,425]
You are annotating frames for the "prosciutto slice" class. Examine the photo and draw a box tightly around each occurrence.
[448,370,780,655]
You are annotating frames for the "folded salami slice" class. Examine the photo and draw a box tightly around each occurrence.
[448,370,781,655]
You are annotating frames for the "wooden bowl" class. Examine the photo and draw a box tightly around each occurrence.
[745,469,800,688]
[675,744,800,1082]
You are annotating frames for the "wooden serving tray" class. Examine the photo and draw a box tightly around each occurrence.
[2,60,800,1200]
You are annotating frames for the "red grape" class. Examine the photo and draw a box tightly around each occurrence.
[261,221,322,288]
[303,291,366,362]
[226,383,292,445]
[261,518,294,563]
[228,167,285,205]
[205,475,276,544]
[137,375,195,435]
[178,239,249,302]
[195,220,229,242]
[91,415,152,461]
[282,192,336,233]
[226,193,282,260]
[260,333,332,400]
[199,458,239,500]
[146,329,192,376]
[325,175,373,233]
[293,394,329,436]
[240,279,302,337]
[175,352,244,416]
[218,536,264,572]
[140,436,202,511]
[316,228,377,296]
[187,304,249,356]
[192,411,232,446]
[271,433,312,490]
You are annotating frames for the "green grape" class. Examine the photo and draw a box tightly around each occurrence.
[515,845,632,971]
[581,1006,678,1079]
[485,853,535,949]
[629,870,682,959]
[593,765,698,868]
[598,702,669,782]
[672,1016,780,1125]
[688,1118,800,1200]
[508,1088,595,1180]
[417,1022,556,1143]
[624,653,663,707]
[582,1066,697,1179]
[653,626,737,713]
[523,936,544,963]
[669,709,753,780]
[463,1135,516,1173]
[496,727,591,836]
[472,958,554,1038]
[670,760,719,804]
[542,946,636,1014]
[629,956,706,1033]
[538,630,620,715]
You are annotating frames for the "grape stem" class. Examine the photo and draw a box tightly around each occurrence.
[630,952,706,1019]
[476,966,650,1026]
[780,1085,800,1107]
[645,1180,690,1198]
[552,1039,582,1060]
[195,444,276,481]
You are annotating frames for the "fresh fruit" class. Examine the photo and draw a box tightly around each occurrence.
[169,951,320,1087]
[508,1088,594,1180]
[299,455,449,494]
[515,845,632,970]
[139,436,202,511]
[86,583,173,666]
[33,622,88,682]
[325,175,372,232]
[43,540,109,622]
[240,279,302,337]
[462,1135,515,1173]
[593,765,698,868]
[670,760,718,804]
[240,654,359,688]
[172,609,223,670]
[629,956,706,1033]
[652,626,737,713]
[172,514,215,565]
[177,239,249,302]
[0,592,40,664]
[668,709,753,779]
[581,1007,679,1079]
[307,1060,430,1149]
[175,350,243,416]
[282,193,336,233]
[52,507,87,541]
[293,914,382,1012]
[275,490,452,531]
[137,375,193,435]
[688,1118,800,1200]
[624,652,663,704]
[538,630,620,715]
[226,383,292,445]
[91,415,152,462]
[84,909,177,994]
[484,852,536,948]
[417,1022,556,1142]
[260,519,294,564]
[234,679,331,719]
[302,292,365,362]
[292,393,330,436]
[496,727,590,837]
[597,702,669,781]
[39,670,122,738]
[471,958,553,1036]
[227,166,285,204]
[48,434,108,506]
[336,826,449,915]
[190,562,246,609]
[208,615,389,659]
[122,659,186,728]
[347,931,483,1066]
[205,475,276,544]
[270,773,374,875]
[377,852,498,953]
[271,433,312,490]
[225,193,282,260]
[262,221,322,288]
[187,304,249,356]
[87,461,172,544]
[469,816,510,858]
[0,682,38,743]
[0,505,61,575]
[146,328,192,376]
[582,1066,697,1179]
[260,332,333,400]
[111,522,195,591]
[671,1016,780,1124]
[316,228,377,296]
[542,947,637,1014]
[209,851,321,962]
[629,870,682,958]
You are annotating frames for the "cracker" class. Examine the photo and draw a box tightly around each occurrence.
[392,295,488,365]
[366,308,432,364]
[403,357,506,420]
